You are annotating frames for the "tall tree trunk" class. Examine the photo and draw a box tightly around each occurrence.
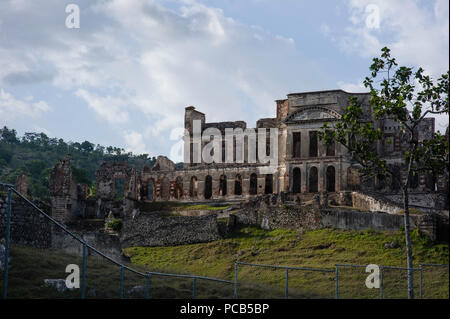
[403,188,414,299]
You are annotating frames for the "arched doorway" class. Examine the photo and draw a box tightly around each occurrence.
[219,175,227,196]
[326,166,336,192]
[148,179,154,200]
[161,177,170,200]
[175,177,183,199]
[189,176,198,198]
[347,167,360,191]
[204,175,212,199]
[309,167,318,193]
[292,167,301,194]
[234,174,242,195]
[265,174,273,194]
[425,171,436,192]
[249,173,258,195]
[409,172,419,189]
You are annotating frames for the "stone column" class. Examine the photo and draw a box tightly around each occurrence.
[302,162,308,193]
[301,129,309,158]
[319,161,325,192]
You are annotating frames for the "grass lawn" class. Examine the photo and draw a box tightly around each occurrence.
[1,226,448,299]
[124,226,449,299]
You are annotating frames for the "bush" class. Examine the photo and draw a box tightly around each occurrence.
[107,219,122,232]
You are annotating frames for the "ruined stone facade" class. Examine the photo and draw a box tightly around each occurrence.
[141,89,447,203]
[95,162,140,219]
[47,89,447,226]
[49,155,87,223]
[15,172,28,196]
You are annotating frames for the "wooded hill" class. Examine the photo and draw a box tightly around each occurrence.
[0,126,158,200]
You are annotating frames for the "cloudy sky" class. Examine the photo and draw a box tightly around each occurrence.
[0,0,448,160]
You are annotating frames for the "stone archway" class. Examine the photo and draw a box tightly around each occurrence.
[204,175,213,199]
[309,167,318,193]
[189,176,198,198]
[292,167,301,194]
[265,174,273,194]
[249,173,258,195]
[219,175,227,196]
[175,176,183,199]
[234,174,242,195]
[148,179,154,200]
[326,166,336,192]
[161,177,170,200]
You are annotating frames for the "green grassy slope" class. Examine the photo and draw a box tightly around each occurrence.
[1,226,448,299]
[123,226,449,299]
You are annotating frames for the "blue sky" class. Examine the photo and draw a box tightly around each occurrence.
[0,0,448,161]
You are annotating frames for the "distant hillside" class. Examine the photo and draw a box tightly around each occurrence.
[0,126,158,200]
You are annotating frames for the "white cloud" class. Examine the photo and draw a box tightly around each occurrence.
[0,89,50,121]
[75,89,130,124]
[334,0,449,77]
[337,80,368,93]
[123,130,149,155]
[0,0,328,157]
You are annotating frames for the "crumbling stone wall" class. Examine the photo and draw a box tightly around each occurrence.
[49,155,86,223]
[51,230,123,262]
[233,194,448,240]
[120,213,221,247]
[95,162,139,219]
[0,195,52,248]
[15,173,28,196]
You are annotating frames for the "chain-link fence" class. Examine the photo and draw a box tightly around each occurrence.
[419,264,449,299]
[0,183,233,299]
[234,261,449,299]
[234,262,335,299]
[1,183,448,299]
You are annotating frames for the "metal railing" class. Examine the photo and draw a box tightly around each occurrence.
[234,261,334,299]
[419,263,449,299]
[2,182,448,299]
[235,261,449,299]
[0,182,234,299]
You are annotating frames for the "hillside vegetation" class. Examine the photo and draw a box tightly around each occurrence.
[123,226,448,299]
[1,226,448,299]
[0,126,158,200]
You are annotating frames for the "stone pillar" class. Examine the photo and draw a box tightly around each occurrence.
[301,129,309,158]
[301,163,308,193]
[319,161,325,192]
[257,176,265,195]
[15,173,28,195]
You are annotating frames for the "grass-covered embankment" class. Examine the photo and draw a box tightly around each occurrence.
[1,226,448,299]
[124,226,449,299]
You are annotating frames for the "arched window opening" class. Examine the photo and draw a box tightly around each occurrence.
[292,167,301,194]
[249,173,258,195]
[309,167,318,193]
[204,175,213,199]
[326,166,336,192]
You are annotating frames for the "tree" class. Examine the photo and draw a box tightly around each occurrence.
[80,140,94,153]
[0,126,19,144]
[319,47,449,299]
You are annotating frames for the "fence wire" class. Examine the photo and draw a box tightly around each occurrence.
[419,264,449,299]
[1,183,234,299]
[235,262,334,299]
[1,183,448,299]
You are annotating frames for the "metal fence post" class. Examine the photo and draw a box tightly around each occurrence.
[145,273,150,299]
[419,264,423,299]
[285,268,289,299]
[81,243,87,299]
[234,262,238,299]
[193,277,197,299]
[335,265,339,299]
[120,266,124,299]
[2,188,12,299]
[379,266,383,299]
